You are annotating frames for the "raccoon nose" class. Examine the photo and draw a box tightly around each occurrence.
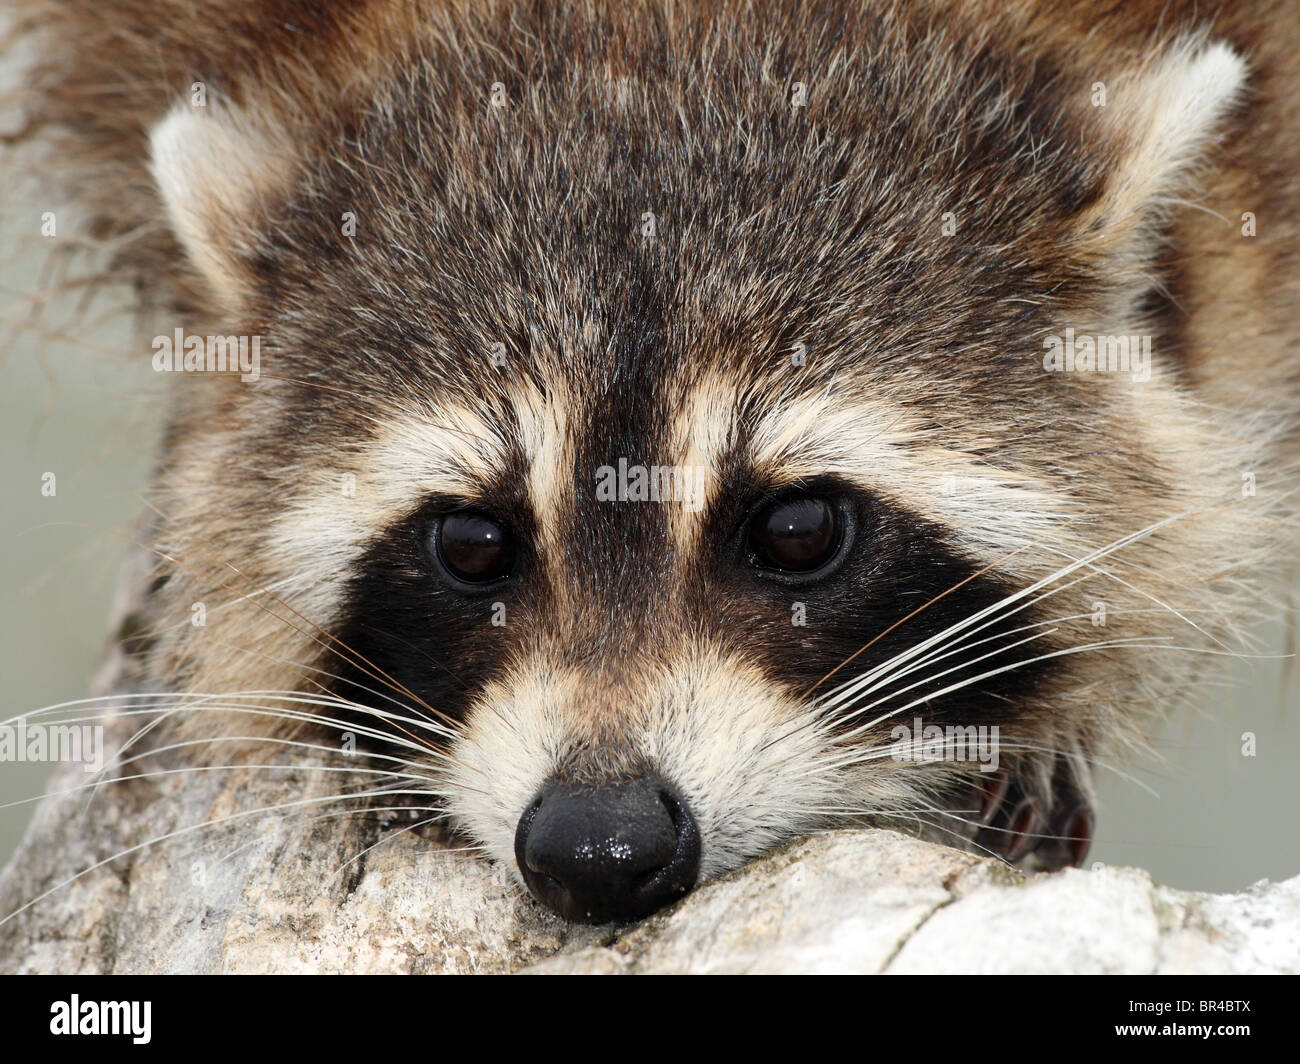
[514,777,701,924]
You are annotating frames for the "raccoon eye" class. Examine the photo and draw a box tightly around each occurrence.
[433,511,515,585]
[748,496,843,574]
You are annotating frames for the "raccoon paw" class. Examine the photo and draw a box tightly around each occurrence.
[972,766,1092,870]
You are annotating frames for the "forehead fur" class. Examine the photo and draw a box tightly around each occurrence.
[133,5,1245,580]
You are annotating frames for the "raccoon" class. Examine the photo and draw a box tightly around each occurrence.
[5,0,1299,925]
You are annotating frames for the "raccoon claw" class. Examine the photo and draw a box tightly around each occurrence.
[986,792,1044,863]
[1034,802,1094,871]
[976,770,1010,825]
[969,769,1092,869]
[1034,765,1094,870]
[972,772,1037,861]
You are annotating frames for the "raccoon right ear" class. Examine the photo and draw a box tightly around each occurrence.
[149,103,296,310]
[1076,38,1248,277]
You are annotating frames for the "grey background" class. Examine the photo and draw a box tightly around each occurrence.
[1,209,1298,897]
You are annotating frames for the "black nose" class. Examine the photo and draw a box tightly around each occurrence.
[515,776,701,924]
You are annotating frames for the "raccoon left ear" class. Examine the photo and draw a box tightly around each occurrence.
[1078,38,1247,267]
[149,102,297,310]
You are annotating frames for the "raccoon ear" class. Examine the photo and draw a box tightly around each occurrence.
[1079,39,1247,268]
[149,103,293,309]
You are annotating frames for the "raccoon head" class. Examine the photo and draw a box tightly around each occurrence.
[142,5,1257,924]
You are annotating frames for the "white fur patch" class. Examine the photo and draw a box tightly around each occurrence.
[266,402,514,626]
[441,643,926,884]
[1081,37,1247,260]
[149,103,295,307]
[1123,40,1247,204]
[509,377,573,565]
[666,371,742,550]
[745,389,1076,565]
[265,381,569,633]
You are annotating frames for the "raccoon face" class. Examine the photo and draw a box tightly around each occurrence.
[143,5,1257,923]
